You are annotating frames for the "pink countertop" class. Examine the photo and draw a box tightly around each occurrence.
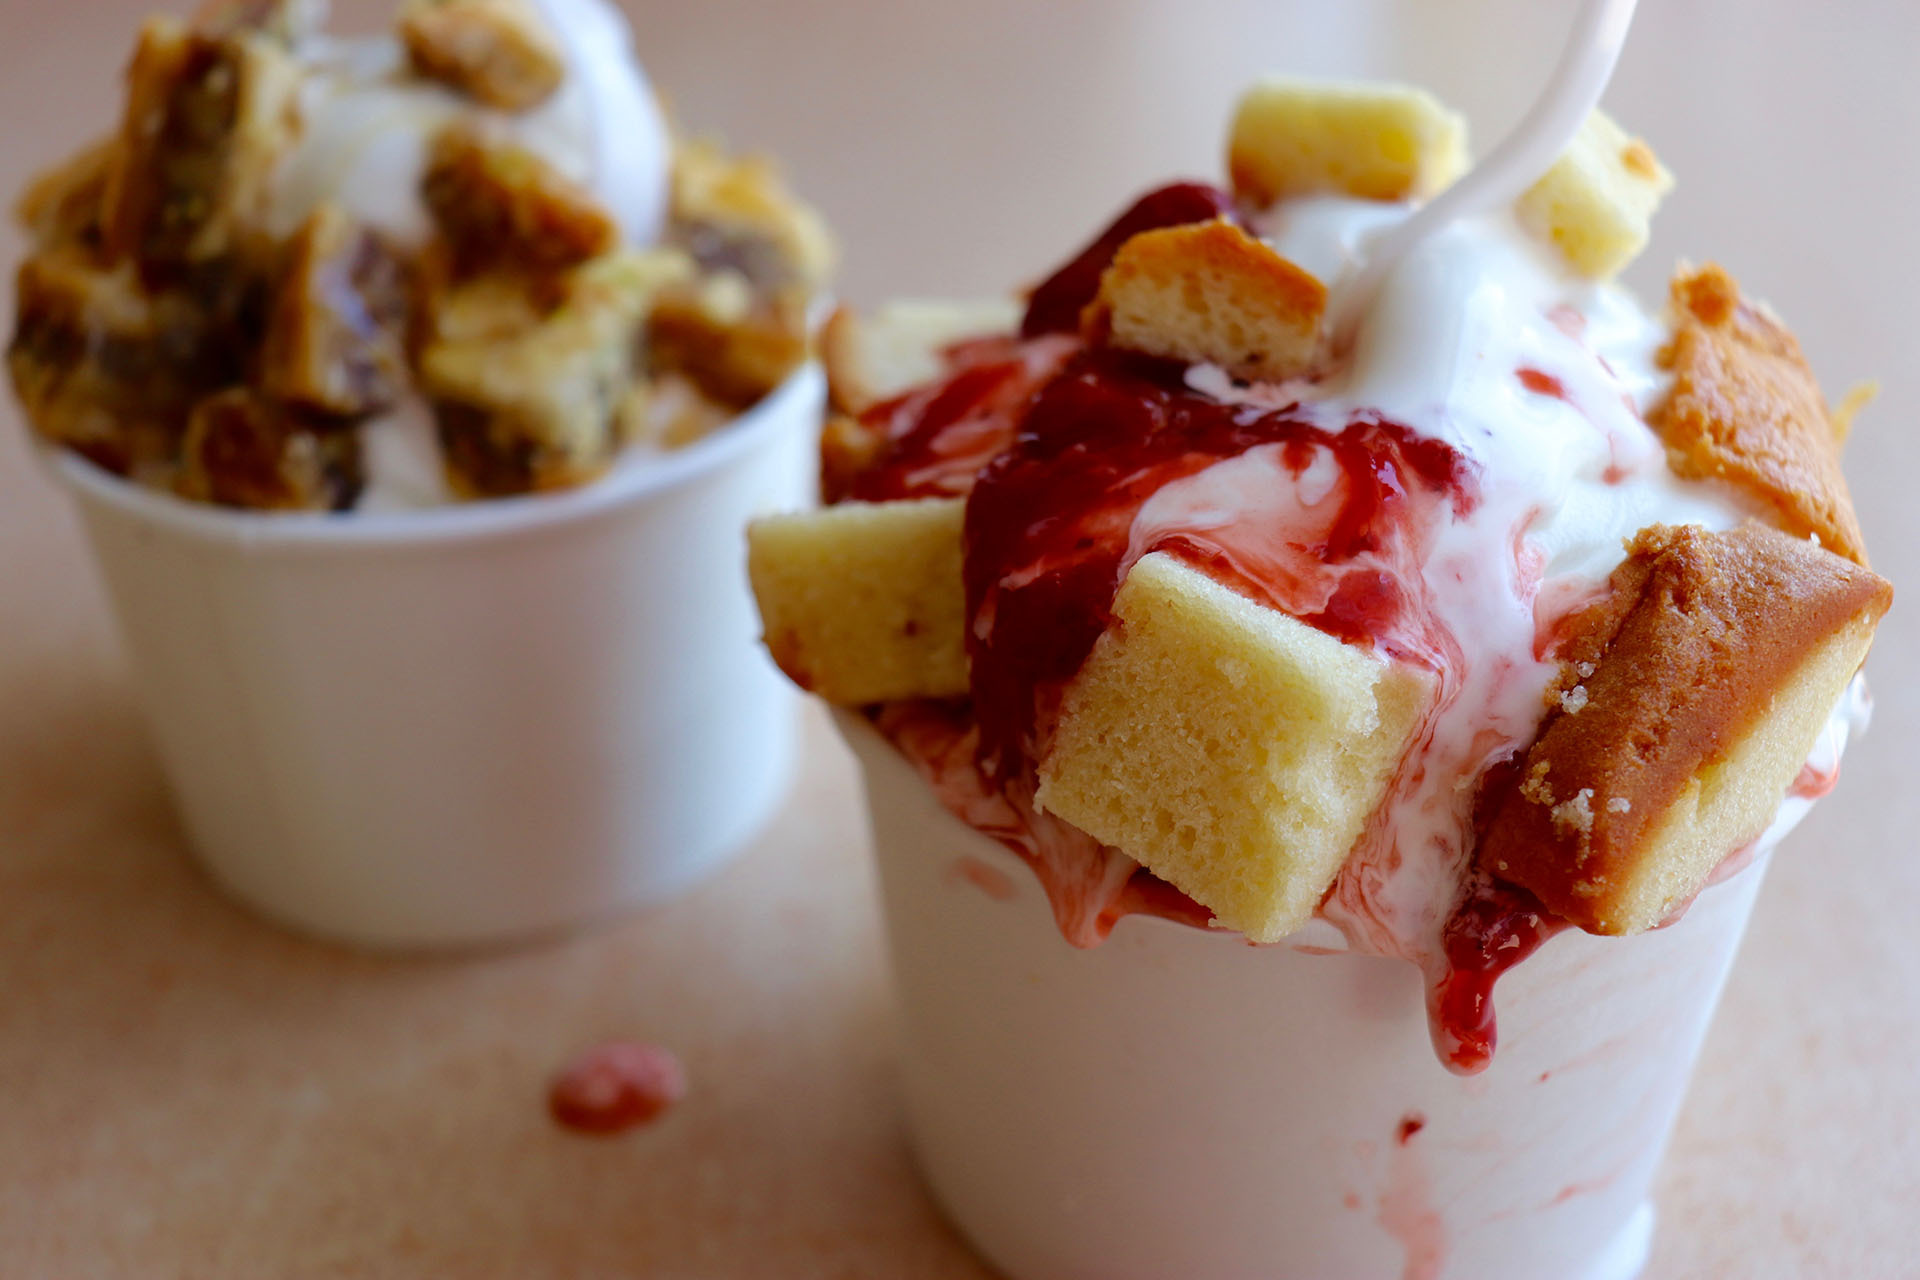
[2,0,1917,1274]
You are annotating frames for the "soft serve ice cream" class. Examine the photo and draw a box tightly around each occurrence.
[268,0,669,249]
[9,0,830,511]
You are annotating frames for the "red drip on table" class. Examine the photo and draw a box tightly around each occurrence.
[963,350,1470,776]
[548,1041,687,1136]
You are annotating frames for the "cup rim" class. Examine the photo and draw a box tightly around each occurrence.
[44,362,824,553]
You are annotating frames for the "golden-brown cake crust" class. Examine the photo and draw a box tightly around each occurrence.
[1480,522,1890,934]
[1083,218,1326,384]
[1650,264,1867,563]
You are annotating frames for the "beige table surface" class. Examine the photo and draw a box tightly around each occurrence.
[2,1,1917,1276]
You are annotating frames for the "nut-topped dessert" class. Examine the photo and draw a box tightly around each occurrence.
[750,74,1889,1279]
[6,0,834,950]
[10,0,829,511]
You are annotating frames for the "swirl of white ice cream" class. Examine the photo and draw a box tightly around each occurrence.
[268,0,669,248]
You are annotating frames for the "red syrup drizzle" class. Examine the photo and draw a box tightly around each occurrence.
[850,181,1240,505]
[963,350,1472,778]
[1430,870,1570,1074]
[1516,367,1567,400]
[860,345,1475,947]
[872,698,1212,945]
[846,334,1079,503]
[867,344,1555,1054]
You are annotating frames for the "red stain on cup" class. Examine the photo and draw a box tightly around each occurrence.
[548,1042,687,1135]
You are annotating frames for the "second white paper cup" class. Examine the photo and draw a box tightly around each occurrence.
[838,710,1771,1280]
[53,366,824,950]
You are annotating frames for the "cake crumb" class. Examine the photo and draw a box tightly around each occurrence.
[1550,788,1595,836]
[1519,760,1556,808]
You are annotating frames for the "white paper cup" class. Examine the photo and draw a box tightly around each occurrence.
[837,710,1772,1280]
[49,366,824,950]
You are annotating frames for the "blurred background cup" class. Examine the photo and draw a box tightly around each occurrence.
[45,366,822,950]
[837,711,1774,1280]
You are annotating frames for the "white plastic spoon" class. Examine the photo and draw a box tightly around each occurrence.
[1324,0,1643,355]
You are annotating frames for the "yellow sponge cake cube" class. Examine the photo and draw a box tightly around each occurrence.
[748,498,969,704]
[1035,553,1433,943]
[1515,111,1674,279]
[1086,219,1327,383]
[1228,77,1469,206]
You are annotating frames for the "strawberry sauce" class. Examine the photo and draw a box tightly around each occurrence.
[1428,873,1570,1074]
[846,335,1078,503]
[873,698,1212,945]
[962,350,1471,776]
